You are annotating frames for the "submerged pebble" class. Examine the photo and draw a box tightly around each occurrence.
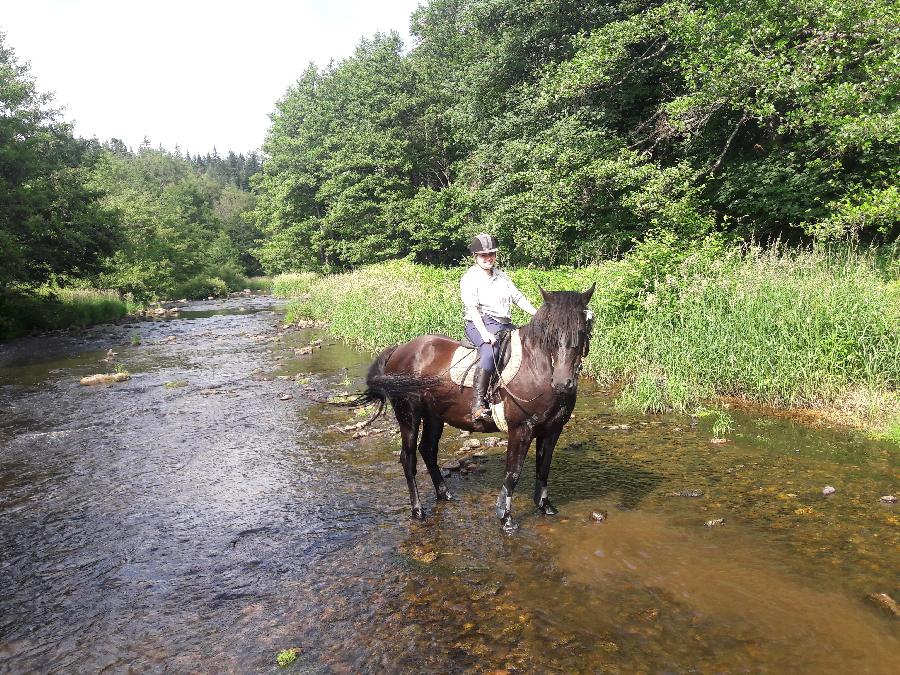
[668,489,704,498]
[866,592,899,617]
[705,518,726,527]
[880,495,897,504]
[822,486,836,496]
[590,511,607,522]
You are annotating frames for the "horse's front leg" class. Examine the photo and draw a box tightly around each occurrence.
[496,424,533,533]
[534,429,562,515]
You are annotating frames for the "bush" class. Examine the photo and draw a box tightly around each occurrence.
[172,275,230,300]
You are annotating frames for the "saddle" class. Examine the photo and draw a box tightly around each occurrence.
[450,328,522,389]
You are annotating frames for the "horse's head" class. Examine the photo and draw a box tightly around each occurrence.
[533,283,596,395]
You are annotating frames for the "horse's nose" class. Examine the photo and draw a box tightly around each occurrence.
[554,378,576,393]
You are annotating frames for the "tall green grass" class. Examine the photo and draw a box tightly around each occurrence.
[0,287,131,340]
[273,239,900,431]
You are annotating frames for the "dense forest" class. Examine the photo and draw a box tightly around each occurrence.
[2,0,898,309]
[254,0,898,272]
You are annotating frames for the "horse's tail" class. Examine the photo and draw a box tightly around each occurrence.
[337,345,439,427]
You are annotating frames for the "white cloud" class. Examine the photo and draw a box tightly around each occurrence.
[1,0,422,153]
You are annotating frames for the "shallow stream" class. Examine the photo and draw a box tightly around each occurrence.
[0,297,896,673]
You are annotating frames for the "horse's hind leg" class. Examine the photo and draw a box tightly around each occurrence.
[418,410,453,502]
[393,398,424,520]
[534,430,562,515]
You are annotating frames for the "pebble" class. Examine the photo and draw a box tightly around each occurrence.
[705,518,726,528]
[867,592,899,617]
[279,394,293,401]
[710,438,728,444]
[822,486,836,496]
[590,511,607,522]
[441,460,462,471]
[668,489,704,498]
[462,438,481,449]
[880,495,897,504]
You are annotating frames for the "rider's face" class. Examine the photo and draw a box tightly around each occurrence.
[475,251,496,270]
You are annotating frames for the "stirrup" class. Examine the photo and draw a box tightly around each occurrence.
[473,406,493,421]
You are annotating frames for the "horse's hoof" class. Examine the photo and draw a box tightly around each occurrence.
[539,500,559,516]
[438,490,457,502]
[501,515,519,534]
[411,507,426,520]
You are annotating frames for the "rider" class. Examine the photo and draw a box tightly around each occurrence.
[460,233,538,421]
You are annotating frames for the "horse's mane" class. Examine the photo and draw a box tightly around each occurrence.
[521,291,589,351]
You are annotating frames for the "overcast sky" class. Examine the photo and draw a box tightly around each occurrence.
[2,0,422,155]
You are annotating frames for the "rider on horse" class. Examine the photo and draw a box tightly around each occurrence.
[460,233,538,421]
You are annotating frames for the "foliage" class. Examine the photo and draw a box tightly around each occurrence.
[255,0,898,271]
[91,147,256,300]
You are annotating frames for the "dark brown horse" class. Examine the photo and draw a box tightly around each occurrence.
[356,285,595,532]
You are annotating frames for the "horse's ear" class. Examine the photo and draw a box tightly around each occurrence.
[539,286,551,303]
[582,282,596,304]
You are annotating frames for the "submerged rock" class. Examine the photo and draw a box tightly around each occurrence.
[879,495,897,504]
[822,486,836,496]
[79,372,129,386]
[867,592,899,617]
[705,518,726,527]
[590,511,607,522]
[668,489,704,498]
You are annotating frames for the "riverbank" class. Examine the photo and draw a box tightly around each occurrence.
[0,288,133,341]
[275,238,900,440]
[0,277,274,341]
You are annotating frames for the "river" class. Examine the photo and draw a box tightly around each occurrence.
[0,296,897,673]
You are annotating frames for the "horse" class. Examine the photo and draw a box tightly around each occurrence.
[354,284,595,532]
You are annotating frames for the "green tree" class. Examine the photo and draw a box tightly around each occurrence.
[0,32,118,290]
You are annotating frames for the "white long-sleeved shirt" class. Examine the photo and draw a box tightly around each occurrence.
[460,265,537,340]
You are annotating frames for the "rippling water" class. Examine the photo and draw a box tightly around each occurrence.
[0,297,897,673]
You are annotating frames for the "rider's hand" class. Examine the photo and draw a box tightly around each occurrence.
[483,334,496,345]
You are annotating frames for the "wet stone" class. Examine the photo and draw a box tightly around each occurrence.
[705,518,726,527]
[442,460,463,471]
[866,592,899,617]
[822,486,836,496]
[590,511,607,523]
[879,495,896,504]
[668,489,704,498]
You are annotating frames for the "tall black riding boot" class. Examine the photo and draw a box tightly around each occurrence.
[471,367,493,421]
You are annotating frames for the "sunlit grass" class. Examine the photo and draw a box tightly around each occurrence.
[0,287,131,340]
[272,272,319,299]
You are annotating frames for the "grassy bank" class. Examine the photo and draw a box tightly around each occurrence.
[275,239,900,436]
[0,287,135,340]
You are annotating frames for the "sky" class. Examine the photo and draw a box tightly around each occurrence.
[1,0,423,155]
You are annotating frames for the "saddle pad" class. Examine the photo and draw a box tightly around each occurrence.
[449,329,522,388]
[490,400,508,432]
